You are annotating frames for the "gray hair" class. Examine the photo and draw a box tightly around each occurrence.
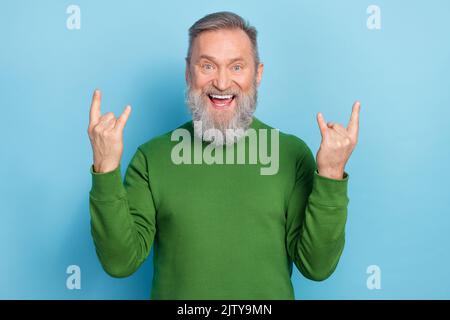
[186,11,260,68]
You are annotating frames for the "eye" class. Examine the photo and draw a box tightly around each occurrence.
[232,65,242,72]
[201,63,215,72]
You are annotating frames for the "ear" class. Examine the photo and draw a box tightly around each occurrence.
[256,63,264,86]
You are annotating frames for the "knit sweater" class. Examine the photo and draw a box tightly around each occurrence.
[89,117,349,299]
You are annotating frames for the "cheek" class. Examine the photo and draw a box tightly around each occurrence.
[191,71,213,90]
[233,72,255,91]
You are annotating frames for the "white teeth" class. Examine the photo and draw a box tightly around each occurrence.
[210,94,233,99]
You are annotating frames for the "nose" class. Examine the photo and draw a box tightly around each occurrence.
[212,68,232,91]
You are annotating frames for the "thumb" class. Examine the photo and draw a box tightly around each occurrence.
[115,105,131,131]
[316,112,327,138]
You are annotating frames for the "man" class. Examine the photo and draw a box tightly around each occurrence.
[87,11,360,299]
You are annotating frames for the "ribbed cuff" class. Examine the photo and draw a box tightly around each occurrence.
[89,164,126,201]
[310,170,349,207]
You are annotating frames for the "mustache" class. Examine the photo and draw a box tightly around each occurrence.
[201,86,241,96]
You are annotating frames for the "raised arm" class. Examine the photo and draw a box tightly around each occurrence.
[286,101,360,280]
[87,89,156,277]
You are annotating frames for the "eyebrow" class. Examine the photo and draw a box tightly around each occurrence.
[197,54,246,65]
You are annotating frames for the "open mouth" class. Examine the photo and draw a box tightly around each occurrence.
[207,94,236,108]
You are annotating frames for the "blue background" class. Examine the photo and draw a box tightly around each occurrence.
[1,0,449,299]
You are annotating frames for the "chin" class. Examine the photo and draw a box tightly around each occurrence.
[206,98,236,125]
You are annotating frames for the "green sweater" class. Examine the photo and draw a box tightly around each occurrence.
[89,117,349,299]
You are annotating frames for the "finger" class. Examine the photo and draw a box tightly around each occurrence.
[89,89,102,125]
[347,101,360,138]
[99,112,115,124]
[104,118,117,130]
[331,123,348,136]
[327,122,346,137]
[316,112,328,137]
[115,105,132,131]
[97,113,116,130]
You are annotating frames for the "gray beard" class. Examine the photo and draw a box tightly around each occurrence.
[185,81,258,147]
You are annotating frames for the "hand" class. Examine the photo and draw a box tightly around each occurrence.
[315,101,361,179]
[87,89,131,173]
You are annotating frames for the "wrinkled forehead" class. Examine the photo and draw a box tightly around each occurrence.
[190,29,254,65]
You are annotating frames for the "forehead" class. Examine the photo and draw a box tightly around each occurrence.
[191,29,254,62]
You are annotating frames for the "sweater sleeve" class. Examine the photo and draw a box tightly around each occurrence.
[89,147,157,278]
[285,143,349,281]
